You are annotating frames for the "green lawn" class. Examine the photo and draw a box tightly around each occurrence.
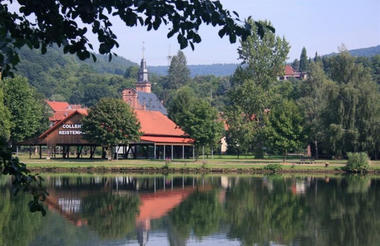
[18,154,380,172]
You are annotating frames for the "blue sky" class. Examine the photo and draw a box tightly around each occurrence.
[108,0,379,65]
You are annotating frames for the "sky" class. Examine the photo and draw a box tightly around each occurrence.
[106,0,380,66]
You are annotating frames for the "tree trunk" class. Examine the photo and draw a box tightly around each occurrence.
[314,140,319,160]
[107,145,113,160]
[283,149,287,163]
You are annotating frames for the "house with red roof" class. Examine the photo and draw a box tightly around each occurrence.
[278,65,308,81]
[29,57,194,159]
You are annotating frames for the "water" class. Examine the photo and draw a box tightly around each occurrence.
[0,175,379,246]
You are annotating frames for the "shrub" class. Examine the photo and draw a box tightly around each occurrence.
[264,164,282,173]
[345,152,369,173]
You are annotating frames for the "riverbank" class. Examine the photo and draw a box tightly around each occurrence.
[22,157,380,175]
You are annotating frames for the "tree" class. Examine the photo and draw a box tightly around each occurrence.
[291,59,300,71]
[298,63,331,159]
[321,51,379,159]
[237,19,289,89]
[168,50,190,90]
[0,0,272,76]
[3,76,49,145]
[263,100,306,159]
[82,98,141,160]
[314,51,322,63]
[299,47,308,72]
[226,20,289,157]
[0,85,11,142]
[168,87,224,153]
[226,79,273,157]
[225,108,256,156]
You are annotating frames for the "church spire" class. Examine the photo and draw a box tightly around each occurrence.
[138,58,149,83]
[136,45,151,93]
[138,43,149,83]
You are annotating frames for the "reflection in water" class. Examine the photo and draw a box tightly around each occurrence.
[0,175,379,246]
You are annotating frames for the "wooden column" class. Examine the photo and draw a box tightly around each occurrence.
[154,144,156,159]
[163,145,166,159]
[182,145,185,159]
[171,145,174,160]
[39,145,42,159]
[192,145,195,160]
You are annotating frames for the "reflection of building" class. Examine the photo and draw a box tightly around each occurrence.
[44,176,214,246]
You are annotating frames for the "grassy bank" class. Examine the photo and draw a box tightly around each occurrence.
[20,156,380,174]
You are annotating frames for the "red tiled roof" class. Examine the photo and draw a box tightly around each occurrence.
[140,136,194,144]
[135,110,187,137]
[40,109,88,139]
[46,101,70,112]
[46,100,85,123]
[137,187,195,223]
[137,186,212,223]
[284,65,295,76]
[49,110,75,122]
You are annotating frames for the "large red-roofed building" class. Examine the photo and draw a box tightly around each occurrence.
[29,57,194,159]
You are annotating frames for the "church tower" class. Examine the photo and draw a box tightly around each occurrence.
[136,58,151,93]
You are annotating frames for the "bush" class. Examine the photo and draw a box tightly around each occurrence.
[345,152,369,173]
[264,164,282,173]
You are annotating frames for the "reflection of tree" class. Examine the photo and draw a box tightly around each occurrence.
[166,221,186,246]
[345,175,371,193]
[301,179,380,246]
[225,179,307,245]
[80,192,140,239]
[0,189,43,246]
[29,212,97,246]
[169,190,224,240]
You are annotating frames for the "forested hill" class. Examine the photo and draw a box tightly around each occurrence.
[149,45,380,77]
[149,63,238,77]
[326,45,380,57]
[16,45,136,79]
[14,46,138,106]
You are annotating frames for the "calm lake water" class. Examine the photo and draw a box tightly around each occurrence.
[0,174,379,246]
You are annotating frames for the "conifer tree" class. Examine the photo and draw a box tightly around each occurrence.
[168,51,190,90]
[299,47,308,72]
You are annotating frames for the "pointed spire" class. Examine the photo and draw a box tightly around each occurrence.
[138,53,149,83]
[142,41,145,59]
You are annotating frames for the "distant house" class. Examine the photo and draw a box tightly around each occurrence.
[278,65,308,81]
